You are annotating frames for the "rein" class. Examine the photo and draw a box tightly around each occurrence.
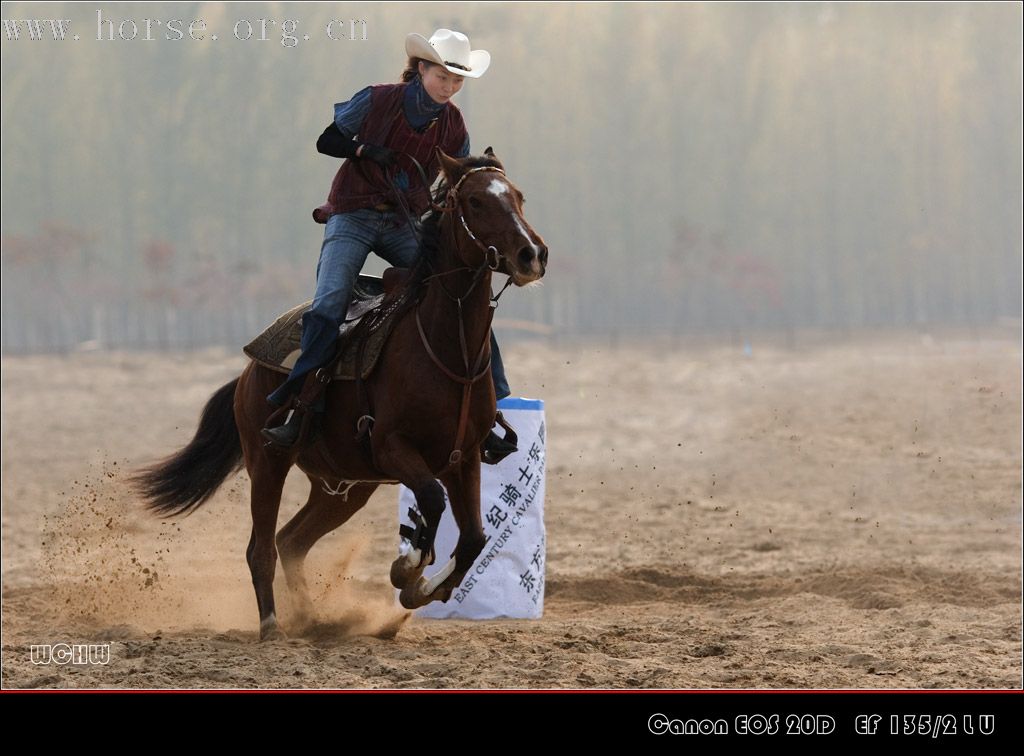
[387,159,514,475]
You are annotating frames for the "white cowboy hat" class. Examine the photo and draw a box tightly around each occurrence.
[405,28,490,78]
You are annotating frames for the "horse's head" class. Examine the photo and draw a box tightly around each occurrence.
[436,147,548,286]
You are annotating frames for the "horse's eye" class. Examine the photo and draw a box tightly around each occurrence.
[469,197,483,209]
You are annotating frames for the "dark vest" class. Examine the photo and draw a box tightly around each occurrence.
[321,83,467,219]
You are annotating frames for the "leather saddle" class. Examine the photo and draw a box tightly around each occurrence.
[243,270,411,381]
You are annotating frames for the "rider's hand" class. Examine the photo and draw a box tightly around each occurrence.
[358,144,397,168]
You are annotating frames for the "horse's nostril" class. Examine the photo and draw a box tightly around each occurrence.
[517,246,537,268]
[539,246,548,266]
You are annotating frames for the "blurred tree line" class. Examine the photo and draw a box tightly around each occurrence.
[1,1,1020,352]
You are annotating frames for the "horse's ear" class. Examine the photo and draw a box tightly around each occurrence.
[483,146,504,169]
[436,148,462,182]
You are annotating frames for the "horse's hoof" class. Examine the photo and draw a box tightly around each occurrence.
[389,560,413,590]
[389,548,429,590]
[398,579,431,610]
[259,615,288,641]
[398,561,457,609]
[397,583,452,609]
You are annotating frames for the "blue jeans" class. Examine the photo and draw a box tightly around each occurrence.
[268,208,510,409]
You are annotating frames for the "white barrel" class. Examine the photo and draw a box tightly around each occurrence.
[398,398,546,619]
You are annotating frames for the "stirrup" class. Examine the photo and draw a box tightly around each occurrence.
[494,411,518,448]
[482,412,518,465]
[261,400,323,450]
[261,410,304,449]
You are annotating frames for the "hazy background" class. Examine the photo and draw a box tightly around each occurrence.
[2,1,1021,352]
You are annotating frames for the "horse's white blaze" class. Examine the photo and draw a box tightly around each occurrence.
[486,179,509,198]
[513,214,533,247]
[422,556,457,595]
[490,178,534,246]
[483,174,540,273]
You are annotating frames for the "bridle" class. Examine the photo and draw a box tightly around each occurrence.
[439,165,508,270]
[386,158,519,474]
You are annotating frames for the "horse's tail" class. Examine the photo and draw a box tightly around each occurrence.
[133,377,243,517]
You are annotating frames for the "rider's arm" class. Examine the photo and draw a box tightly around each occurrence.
[317,123,360,159]
[319,87,393,166]
[316,124,394,167]
[333,86,372,137]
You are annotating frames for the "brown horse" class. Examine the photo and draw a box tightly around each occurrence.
[133,148,547,640]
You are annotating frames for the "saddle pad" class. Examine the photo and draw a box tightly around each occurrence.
[243,293,401,381]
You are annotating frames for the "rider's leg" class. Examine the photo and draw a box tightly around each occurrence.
[482,331,518,463]
[376,210,424,269]
[263,210,376,446]
[489,332,511,401]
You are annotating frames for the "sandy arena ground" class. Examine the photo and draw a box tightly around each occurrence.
[1,330,1021,689]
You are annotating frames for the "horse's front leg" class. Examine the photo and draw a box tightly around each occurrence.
[399,452,486,608]
[431,453,487,602]
[374,433,447,599]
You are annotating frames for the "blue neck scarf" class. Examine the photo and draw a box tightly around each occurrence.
[403,74,446,131]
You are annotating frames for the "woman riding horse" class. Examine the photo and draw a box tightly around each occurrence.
[135,146,547,639]
[262,28,517,463]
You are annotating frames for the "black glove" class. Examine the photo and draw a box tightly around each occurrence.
[359,144,397,168]
[316,123,359,159]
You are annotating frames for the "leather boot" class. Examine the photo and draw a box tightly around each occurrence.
[261,410,304,449]
[482,428,518,465]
